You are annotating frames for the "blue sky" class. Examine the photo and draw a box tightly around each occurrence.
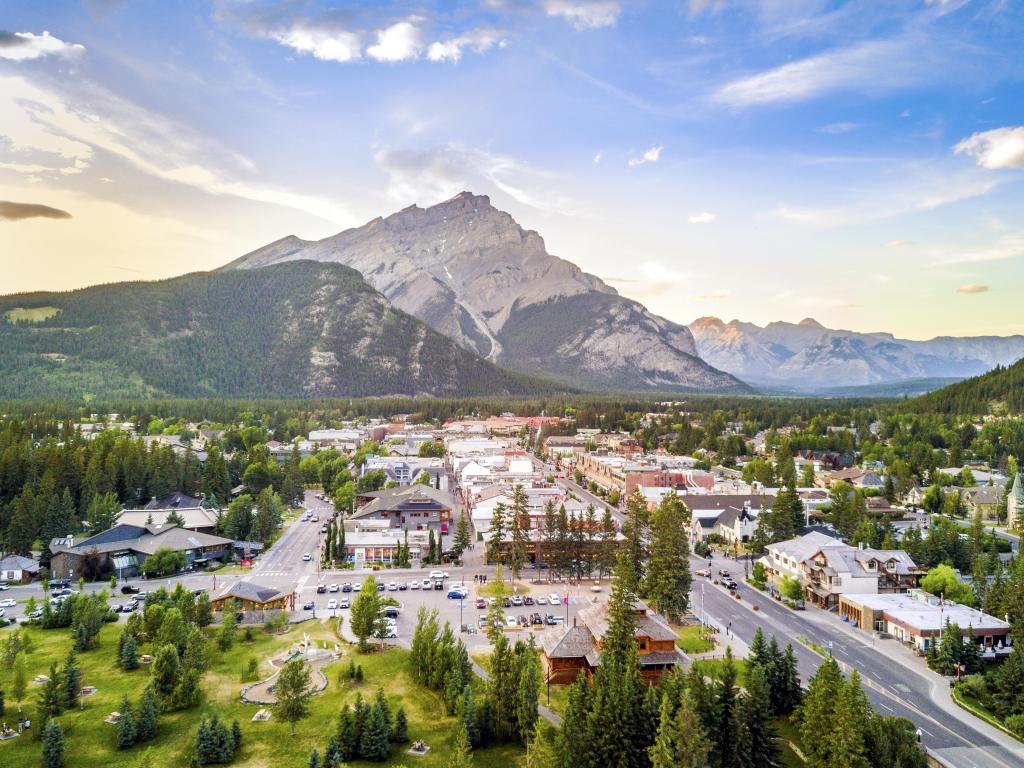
[1,0,1022,338]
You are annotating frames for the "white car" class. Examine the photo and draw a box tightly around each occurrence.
[0,608,5,617]
[339,598,350,609]
[409,581,420,590]
[388,581,398,591]
[352,582,362,592]
[549,593,561,605]
[0,598,16,608]
[421,579,433,590]
[505,615,517,628]
[429,570,445,580]
[536,596,548,605]
[302,553,312,562]
[327,599,338,610]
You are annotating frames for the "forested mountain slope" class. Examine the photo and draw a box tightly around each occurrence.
[0,261,567,400]
[908,358,1024,415]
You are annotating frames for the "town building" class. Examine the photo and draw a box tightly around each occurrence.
[49,523,237,579]
[116,504,221,534]
[838,589,1011,653]
[352,485,456,533]
[761,532,922,609]
[961,485,1003,519]
[541,599,685,685]
[341,521,429,565]
[686,494,772,545]
[0,554,41,583]
[211,581,294,621]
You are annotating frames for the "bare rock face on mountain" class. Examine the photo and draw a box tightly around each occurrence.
[689,316,1024,391]
[227,192,746,392]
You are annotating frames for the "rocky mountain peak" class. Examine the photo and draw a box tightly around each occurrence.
[799,317,824,328]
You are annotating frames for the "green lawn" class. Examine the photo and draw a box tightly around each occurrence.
[0,620,525,768]
[4,306,61,323]
[690,657,748,687]
[674,624,714,654]
[774,715,807,767]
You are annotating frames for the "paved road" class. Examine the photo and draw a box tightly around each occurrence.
[694,550,1024,768]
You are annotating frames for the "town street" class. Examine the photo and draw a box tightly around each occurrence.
[693,549,1024,768]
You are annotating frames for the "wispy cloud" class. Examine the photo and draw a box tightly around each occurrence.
[935,233,1024,265]
[954,126,1024,170]
[628,145,662,167]
[691,289,731,300]
[0,30,84,61]
[956,283,989,294]
[374,143,581,215]
[427,27,505,63]
[714,36,931,107]
[543,1,621,29]
[687,211,716,224]
[0,200,72,221]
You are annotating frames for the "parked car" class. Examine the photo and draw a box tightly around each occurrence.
[502,597,512,608]
[523,596,535,606]
[545,614,558,625]
[696,568,711,578]
[111,604,123,613]
[120,585,140,594]
[723,578,738,590]
[505,616,517,628]
[475,598,487,609]
[341,583,352,592]
[398,582,408,591]
[382,606,399,619]
[316,584,327,594]
[339,598,350,609]
[718,569,731,578]
[0,598,16,608]
[302,553,312,562]
[429,570,445,580]
[376,582,385,592]
[548,593,561,605]
[329,583,339,593]
[410,581,421,590]
[531,613,543,625]
[511,595,523,606]
[421,579,433,590]
[123,600,138,612]
[327,599,338,610]
[478,615,488,627]
[0,582,8,591]
[433,580,444,590]
[26,608,44,619]
[49,579,70,589]
[536,596,548,605]
[448,587,468,599]
[388,581,398,591]
[352,582,362,592]
[302,601,315,610]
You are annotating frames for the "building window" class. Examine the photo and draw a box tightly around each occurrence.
[832,577,842,586]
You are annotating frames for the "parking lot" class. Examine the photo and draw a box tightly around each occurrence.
[303,568,607,652]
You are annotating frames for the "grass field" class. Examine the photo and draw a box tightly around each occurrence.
[0,620,525,768]
[690,656,749,687]
[674,624,715,654]
[774,715,807,766]
[4,306,61,323]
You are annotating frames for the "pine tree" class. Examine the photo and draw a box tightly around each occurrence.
[447,721,474,768]
[231,719,242,754]
[274,658,312,736]
[120,632,139,670]
[487,502,508,566]
[151,643,180,697]
[42,718,64,768]
[515,643,540,744]
[359,697,391,761]
[509,485,530,580]
[40,662,64,720]
[117,694,137,748]
[621,489,650,589]
[649,690,712,768]
[336,704,358,761]
[643,494,692,621]
[324,735,341,768]
[62,649,81,710]
[744,663,780,767]
[715,648,741,767]
[307,748,321,768]
[392,706,409,743]
[800,656,844,768]
[374,686,392,738]
[135,684,159,742]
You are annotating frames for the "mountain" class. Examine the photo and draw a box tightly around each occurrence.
[908,358,1024,415]
[689,316,1024,392]
[225,192,747,393]
[0,261,569,400]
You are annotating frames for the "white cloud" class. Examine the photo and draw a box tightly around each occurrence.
[374,144,580,215]
[0,30,84,61]
[691,289,732,300]
[592,151,603,164]
[543,1,621,29]
[271,24,361,62]
[367,21,423,63]
[714,37,926,107]
[817,121,861,134]
[687,211,716,224]
[935,233,1024,265]
[628,145,662,167]
[954,126,1024,170]
[956,283,989,294]
[427,27,504,63]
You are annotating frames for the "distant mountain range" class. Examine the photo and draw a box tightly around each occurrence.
[226,192,747,393]
[0,261,565,400]
[688,316,1024,392]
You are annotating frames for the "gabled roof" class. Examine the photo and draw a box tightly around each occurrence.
[213,581,288,605]
[0,554,40,573]
[353,486,455,519]
[51,523,233,557]
[117,506,220,530]
[541,624,596,659]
